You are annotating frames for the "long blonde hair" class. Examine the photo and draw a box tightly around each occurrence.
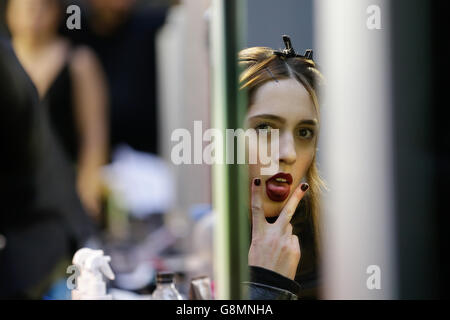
[239,46,326,251]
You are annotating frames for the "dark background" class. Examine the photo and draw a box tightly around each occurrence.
[391,0,450,299]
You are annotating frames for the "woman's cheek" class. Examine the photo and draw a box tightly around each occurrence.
[296,145,315,171]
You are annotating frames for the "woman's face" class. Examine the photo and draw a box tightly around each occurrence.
[7,0,61,38]
[246,78,318,218]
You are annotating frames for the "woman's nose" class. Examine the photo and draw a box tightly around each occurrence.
[278,132,296,165]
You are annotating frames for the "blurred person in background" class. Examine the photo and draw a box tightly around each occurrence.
[66,0,167,155]
[5,0,109,219]
[0,35,94,299]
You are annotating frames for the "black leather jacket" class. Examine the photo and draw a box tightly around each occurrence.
[243,266,302,300]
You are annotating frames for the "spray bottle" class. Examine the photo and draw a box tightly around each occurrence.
[71,248,115,300]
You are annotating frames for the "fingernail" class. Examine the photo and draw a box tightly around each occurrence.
[254,178,261,186]
[301,183,309,192]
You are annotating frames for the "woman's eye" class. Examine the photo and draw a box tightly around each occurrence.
[255,123,273,133]
[298,128,314,139]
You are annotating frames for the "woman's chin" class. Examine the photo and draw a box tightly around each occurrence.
[261,185,298,217]
[262,202,284,219]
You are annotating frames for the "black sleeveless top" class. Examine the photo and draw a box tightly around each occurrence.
[0,37,94,297]
[42,61,78,163]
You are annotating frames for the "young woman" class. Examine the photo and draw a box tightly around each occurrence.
[6,0,109,219]
[240,36,325,299]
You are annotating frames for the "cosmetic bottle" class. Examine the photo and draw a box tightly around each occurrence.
[151,272,183,300]
[189,276,213,300]
[71,248,115,300]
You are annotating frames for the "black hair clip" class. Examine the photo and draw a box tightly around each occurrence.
[273,35,313,60]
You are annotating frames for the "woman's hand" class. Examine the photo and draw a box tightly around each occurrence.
[248,179,309,280]
[77,166,103,220]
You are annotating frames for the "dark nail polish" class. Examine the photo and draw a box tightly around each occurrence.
[301,183,309,192]
[254,178,261,186]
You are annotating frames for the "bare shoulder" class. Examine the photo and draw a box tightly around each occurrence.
[69,45,102,75]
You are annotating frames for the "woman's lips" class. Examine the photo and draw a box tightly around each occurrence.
[265,172,293,202]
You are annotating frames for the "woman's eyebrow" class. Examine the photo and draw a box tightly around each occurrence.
[248,114,318,127]
[248,114,286,123]
[297,119,318,126]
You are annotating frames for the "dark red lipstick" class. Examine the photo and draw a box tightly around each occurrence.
[265,172,293,202]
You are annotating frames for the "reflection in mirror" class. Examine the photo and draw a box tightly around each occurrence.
[238,36,324,300]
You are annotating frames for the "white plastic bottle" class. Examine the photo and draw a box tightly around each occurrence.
[151,272,183,300]
[71,248,115,300]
